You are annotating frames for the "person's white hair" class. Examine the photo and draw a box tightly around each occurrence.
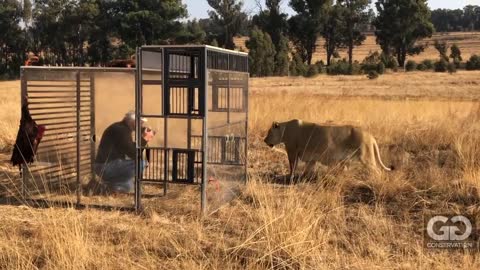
[124,110,147,122]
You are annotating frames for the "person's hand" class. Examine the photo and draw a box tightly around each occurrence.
[142,127,155,142]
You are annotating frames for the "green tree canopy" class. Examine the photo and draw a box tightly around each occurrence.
[337,0,370,65]
[450,43,462,62]
[373,0,434,67]
[175,20,207,44]
[246,27,276,77]
[207,0,248,49]
[322,3,345,65]
[274,33,290,76]
[434,40,449,62]
[114,0,187,47]
[252,0,288,46]
[22,0,32,24]
[289,0,332,65]
[0,0,25,78]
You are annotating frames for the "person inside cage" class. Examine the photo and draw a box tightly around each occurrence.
[92,111,155,194]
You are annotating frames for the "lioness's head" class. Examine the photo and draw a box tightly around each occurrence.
[264,121,284,147]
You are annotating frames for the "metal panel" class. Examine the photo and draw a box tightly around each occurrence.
[76,72,81,205]
[172,149,196,183]
[135,47,143,211]
[206,49,248,73]
[20,67,134,205]
[89,74,96,191]
[201,48,208,213]
[192,135,245,165]
[22,68,94,198]
[163,48,205,117]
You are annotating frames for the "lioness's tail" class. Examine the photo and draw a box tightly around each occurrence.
[373,140,393,171]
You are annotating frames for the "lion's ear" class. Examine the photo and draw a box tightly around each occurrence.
[273,122,279,128]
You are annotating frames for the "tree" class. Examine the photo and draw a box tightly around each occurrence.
[31,0,67,64]
[87,0,117,66]
[175,20,207,44]
[358,7,375,32]
[431,9,464,32]
[289,0,332,65]
[431,6,480,32]
[198,18,222,44]
[466,55,480,70]
[252,0,288,46]
[64,0,101,66]
[289,52,307,76]
[22,0,33,56]
[450,43,462,67]
[29,0,102,65]
[0,0,26,78]
[22,0,32,25]
[463,5,480,31]
[373,0,434,67]
[274,34,289,76]
[207,0,247,49]
[252,1,289,76]
[337,0,370,65]
[246,27,276,77]
[434,40,449,62]
[114,0,187,47]
[322,4,345,66]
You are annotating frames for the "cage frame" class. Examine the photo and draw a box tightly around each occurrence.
[18,45,249,213]
[134,45,249,213]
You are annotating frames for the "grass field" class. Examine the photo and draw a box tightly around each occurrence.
[1,71,480,269]
[235,32,480,63]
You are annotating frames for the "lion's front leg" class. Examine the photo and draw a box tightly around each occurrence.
[287,150,298,182]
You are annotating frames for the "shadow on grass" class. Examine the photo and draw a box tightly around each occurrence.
[262,173,318,185]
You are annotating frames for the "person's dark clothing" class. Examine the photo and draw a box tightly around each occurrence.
[95,120,146,164]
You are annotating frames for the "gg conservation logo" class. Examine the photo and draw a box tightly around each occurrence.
[424,214,477,250]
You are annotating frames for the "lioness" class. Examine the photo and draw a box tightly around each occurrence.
[264,119,393,175]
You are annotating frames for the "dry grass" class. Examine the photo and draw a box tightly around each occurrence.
[1,71,480,269]
[0,81,20,152]
[250,71,480,99]
[235,31,480,63]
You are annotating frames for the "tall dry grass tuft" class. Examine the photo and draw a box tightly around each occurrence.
[231,178,341,268]
[0,81,20,151]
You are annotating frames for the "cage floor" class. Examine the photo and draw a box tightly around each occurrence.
[18,180,240,214]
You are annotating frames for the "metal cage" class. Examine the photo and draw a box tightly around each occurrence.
[19,45,248,213]
[135,45,249,212]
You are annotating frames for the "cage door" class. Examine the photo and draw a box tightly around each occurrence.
[223,135,241,164]
[163,49,205,116]
[172,149,196,183]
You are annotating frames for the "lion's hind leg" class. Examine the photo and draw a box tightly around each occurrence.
[359,143,381,173]
[301,161,318,181]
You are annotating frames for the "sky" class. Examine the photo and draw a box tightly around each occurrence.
[184,0,480,19]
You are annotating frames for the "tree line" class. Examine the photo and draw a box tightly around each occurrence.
[0,0,479,79]
[431,5,480,32]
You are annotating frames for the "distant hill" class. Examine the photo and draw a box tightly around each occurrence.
[234,32,480,63]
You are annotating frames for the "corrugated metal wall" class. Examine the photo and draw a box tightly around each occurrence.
[21,68,94,203]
